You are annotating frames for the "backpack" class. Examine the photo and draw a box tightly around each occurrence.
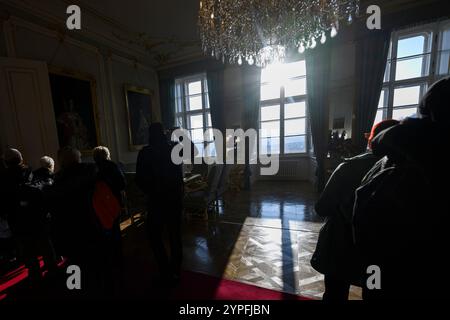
[92,181,121,231]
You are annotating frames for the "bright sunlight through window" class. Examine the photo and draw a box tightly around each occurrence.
[260,60,310,155]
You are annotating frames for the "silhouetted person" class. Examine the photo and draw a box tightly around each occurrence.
[136,123,183,286]
[47,146,101,296]
[93,145,126,296]
[93,146,126,205]
[0,149,33,277]
[312,120,399,301]
[0,148,33,221]
[353,77,450,299]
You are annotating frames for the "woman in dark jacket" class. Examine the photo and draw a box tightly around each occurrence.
[136,123,184,286]
[92,146,126,296]
[311,119,399,301]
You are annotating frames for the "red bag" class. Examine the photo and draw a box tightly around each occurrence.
[92,181,121,230]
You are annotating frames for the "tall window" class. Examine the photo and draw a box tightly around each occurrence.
[376,20,450,124]
[174,74,215,157]
[259,60,309,155]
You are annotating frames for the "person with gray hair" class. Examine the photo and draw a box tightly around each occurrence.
[92,145,126,296]
[32,156,55,186]
[92,146,111,163]
[92,146,125,204]
[2,148,24,168]
[40,156,55,172]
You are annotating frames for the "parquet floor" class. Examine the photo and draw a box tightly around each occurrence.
[179,181,362,300]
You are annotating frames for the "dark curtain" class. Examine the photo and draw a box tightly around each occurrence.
[206,70,225,160]
[354,30,391,153]
[306,44,332,192]
[206,70,226,133]
[159,78,175,130]
[241,65,261,190]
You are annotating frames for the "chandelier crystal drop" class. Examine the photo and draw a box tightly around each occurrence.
[198,0,360,67]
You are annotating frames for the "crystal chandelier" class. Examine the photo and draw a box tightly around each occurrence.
[198,0,360,67]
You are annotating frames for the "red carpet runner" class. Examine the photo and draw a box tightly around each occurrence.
[1,261,311,301]
[173,270,311,300]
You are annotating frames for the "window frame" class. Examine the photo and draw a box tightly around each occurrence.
[174,73,215,157]
[259,61,311,156]
[379,20,450,122]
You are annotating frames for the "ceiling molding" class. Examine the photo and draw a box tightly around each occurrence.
[59,0,202,66]
[0,0,155,65]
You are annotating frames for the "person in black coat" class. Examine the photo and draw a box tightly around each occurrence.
[0,149,33,273]
[47,146,102,296]
[93,146,126,204]
[353,77,450,300]
[0,148,33,221]
[136,123,184,286]
[93,146,126,296]
[311,120,399,301]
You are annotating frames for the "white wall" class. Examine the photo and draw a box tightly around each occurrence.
[108,55,160,166]
[0,4,161,168]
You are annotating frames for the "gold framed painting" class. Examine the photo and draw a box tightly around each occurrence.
[124,84,153,151]
[48,66,100,154]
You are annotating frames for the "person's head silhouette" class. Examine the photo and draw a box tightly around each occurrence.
[419,76,450,124]
[148,122,166,147]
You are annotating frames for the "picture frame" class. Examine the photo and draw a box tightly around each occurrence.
[124,84,153,151]
[48,67,100,154]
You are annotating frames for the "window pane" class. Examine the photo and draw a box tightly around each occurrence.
[438,51,450,75]
[285,60,306,78]
[397,35,425,58]
[374,109,384,124]
[378,91,385,108]
[188,81,202,95]
[260,137,280,155]
[393,107,417,120]
[194,143,204,157]
[204,127,214,141]
[191,129,204,143]
[395,56,428,80]
[261,83,280,100]
[285,101,306,119]
[285,118,306,136]
[189,114,203,129]
[285,135,306,154]
[261,105,280,121]
[438,28,450,75]
[393,86,421,107]
[260,121,280,138]
[285,78,306,97]
[205,142,216,157]
[188,95,203,111]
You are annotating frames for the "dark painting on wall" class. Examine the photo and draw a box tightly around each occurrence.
[49,69,99,153]
[125,85,153,150]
